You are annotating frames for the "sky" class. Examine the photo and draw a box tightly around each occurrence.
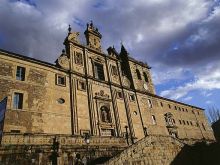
[0,0,220,121]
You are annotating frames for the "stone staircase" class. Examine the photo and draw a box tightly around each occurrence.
[104,135,186,165]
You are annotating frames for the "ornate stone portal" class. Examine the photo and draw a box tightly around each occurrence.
[164,113,178,138]
[95,90,115,137]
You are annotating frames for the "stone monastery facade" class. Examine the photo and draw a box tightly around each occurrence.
[0,22,214,146]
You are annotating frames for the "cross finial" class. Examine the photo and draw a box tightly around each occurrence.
[68,24,71,34]
[90,20,93,27]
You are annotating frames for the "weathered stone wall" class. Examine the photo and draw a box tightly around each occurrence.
[105,135,218,165]
[104,135,196,165]
[0,27,214,143]
[129,60,155,94]
[0,133,127,165]
[0,53,71,135]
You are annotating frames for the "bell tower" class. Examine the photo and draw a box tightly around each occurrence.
[84,21,102,51]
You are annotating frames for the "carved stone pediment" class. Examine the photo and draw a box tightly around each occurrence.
[56,55,70,70]
[94,90,110,100]
[67,32,80,43]
[91,56,105,64]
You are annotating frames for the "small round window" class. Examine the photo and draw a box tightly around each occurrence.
[57,98,65,104]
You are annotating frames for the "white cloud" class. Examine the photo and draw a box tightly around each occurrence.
[0,0,214,63]
[160,61,220,99]
[183,96,193,101]
[205,100,213,104]
[201,91,213,97]
[0,0,220,108]
[136,33,144,43]
[152,66,190,85]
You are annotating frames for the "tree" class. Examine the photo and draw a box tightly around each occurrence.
[207,107,220,124]
[207,107,220,142]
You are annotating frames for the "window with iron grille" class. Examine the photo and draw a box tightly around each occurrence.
[94,62,105,81]
[56,74,66,86]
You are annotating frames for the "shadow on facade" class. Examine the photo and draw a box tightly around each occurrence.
[171,141,220,165]
[212,119,220,142]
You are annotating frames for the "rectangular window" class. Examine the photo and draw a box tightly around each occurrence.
[13,92,23,109]
[78,81,86,91]
[148,99,153,108]
[16,66,25,81]
[94,62,105,81]
[111,65,118,76]
[56,74,66,86]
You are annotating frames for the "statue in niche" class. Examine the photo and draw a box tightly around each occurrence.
[100,106,111,123]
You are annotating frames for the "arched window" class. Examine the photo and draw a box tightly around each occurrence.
[136,69,142,80]
[100,106,111,123]
[164,113,175,126]
[151,115,156,125]
[143,72,149,82]
[148,99,153,108]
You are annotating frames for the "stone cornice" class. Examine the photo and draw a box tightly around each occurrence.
[0,48,67,72]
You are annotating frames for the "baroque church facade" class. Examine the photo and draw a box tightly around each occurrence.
[0,22,214,154]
